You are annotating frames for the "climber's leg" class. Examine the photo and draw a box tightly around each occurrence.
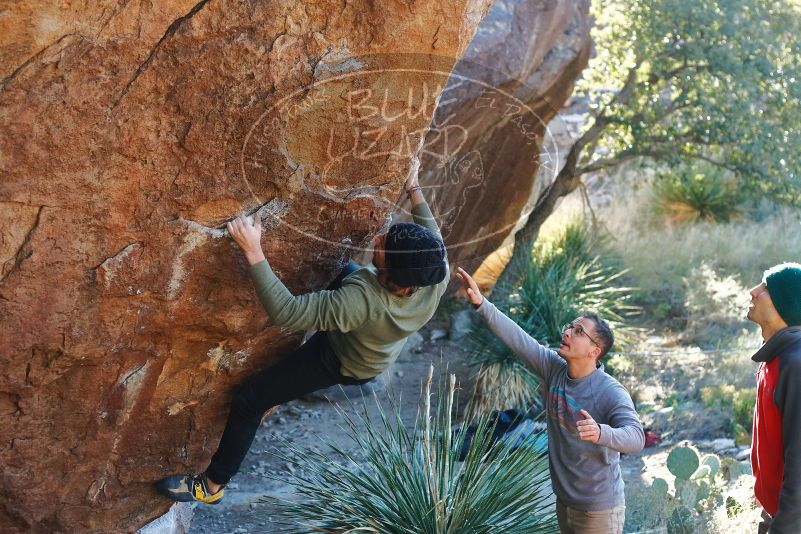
[203,331,369,487]
[155,472,225,504]
[157,261,369,504]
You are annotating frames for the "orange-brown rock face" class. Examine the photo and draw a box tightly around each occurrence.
[0,1,494,532]
[411,0,592,272]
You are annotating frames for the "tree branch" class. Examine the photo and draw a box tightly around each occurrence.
[577,152,640,175]
[661,62,712,82]
[680,152,740,172]
[588,61,643,121]
[493,62,649,285]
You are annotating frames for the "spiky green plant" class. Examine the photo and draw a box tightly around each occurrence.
[263,367,558,533]
[469,220,637,417]
[653,166,742,224]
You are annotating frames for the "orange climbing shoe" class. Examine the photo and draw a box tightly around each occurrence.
[155,474,224,505]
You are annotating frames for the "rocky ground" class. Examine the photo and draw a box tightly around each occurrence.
[185,300,760,534]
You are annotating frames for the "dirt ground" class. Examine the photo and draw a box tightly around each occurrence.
[187,300,760,534]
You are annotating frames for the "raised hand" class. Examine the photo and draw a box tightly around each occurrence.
[455,266,484,307]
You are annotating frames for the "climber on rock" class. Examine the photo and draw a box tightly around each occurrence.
[156,157,449,504]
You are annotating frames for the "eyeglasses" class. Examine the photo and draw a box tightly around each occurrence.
[561,321,600,348]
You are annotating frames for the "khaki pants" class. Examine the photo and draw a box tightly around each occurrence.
[556,500,625,534]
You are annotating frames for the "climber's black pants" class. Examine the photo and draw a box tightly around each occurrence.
[205,261,372,485]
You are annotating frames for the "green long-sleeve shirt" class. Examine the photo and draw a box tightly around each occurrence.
[249,201,449,379]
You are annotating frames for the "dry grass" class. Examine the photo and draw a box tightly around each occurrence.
[598,186,801,297]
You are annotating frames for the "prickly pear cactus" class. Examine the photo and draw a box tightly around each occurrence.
[676,479,700,508]
[741,461,753,476]
[667,445,701,480]
[696,480,711,502]
[701,454,721,477]
[691,465,712,479]
[652,477,669,497]
[667,505,695,534]
[720,458,745,481]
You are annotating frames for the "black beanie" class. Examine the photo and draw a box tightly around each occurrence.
[384,223,447,288]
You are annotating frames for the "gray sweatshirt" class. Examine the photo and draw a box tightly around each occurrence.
[476,299,645,511]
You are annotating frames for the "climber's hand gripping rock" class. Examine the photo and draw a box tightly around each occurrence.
[227,214,265,266]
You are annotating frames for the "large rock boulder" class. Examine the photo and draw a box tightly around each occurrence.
[0,1,493,532]
[402,0,592,272]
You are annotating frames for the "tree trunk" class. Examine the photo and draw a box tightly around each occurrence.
[494,114,606,286]
[495,167,583,288]
[493,64,642,288]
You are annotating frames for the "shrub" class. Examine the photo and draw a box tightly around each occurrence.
[732,389,757,430]
[598,181,800,330]
[653,166,741,224]
[683,263,752,346]
[700,384,737,407]
[699,384,756,442]
[264,368,557,533]
[468,220,637,417]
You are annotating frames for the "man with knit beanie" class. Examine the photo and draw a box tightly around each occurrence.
[156,157,449,504]
[747,262,801,534]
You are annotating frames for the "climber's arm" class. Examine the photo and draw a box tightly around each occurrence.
[405,156,444,243]
[226,215,370,332]
[406,156,425,209]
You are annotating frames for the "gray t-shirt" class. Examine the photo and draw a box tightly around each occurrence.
[477,299,645,511]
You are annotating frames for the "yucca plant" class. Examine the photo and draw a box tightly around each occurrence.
[469,221,637,418]
[653,166,741,224]
[262,367,557,533]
